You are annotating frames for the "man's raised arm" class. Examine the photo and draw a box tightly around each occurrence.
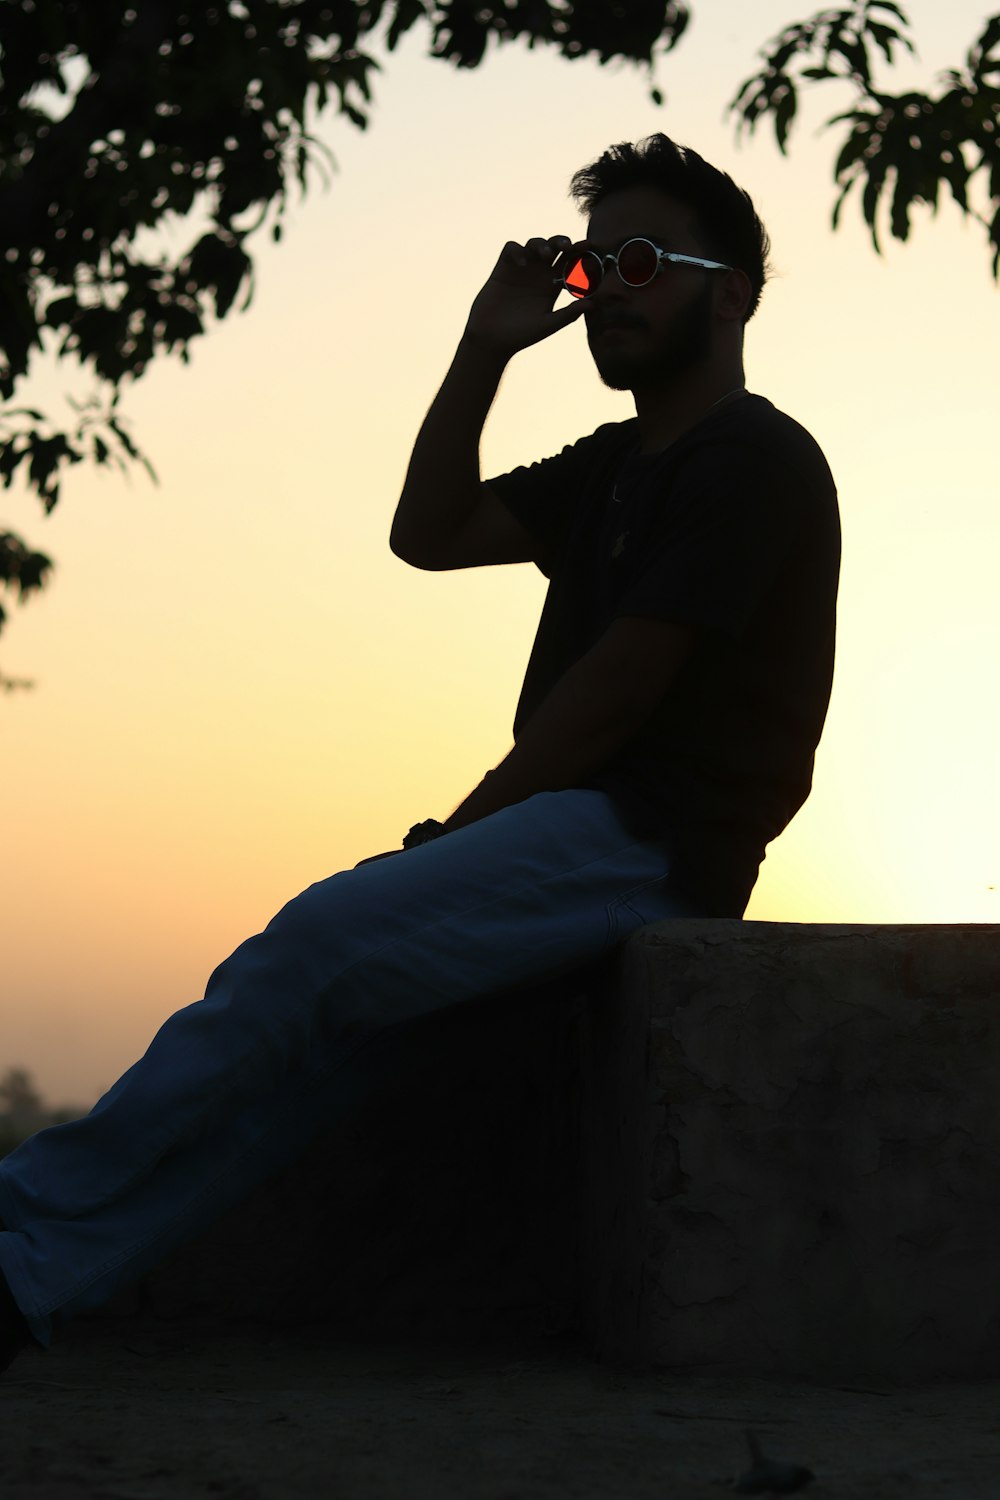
[389,235,584,572]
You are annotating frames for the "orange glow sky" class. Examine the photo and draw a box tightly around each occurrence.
[3,2,998,1107]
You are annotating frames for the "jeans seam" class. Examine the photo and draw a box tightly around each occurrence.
[604,871,672,949]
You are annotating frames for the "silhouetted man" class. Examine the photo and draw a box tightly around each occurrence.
[0,135,840,1368]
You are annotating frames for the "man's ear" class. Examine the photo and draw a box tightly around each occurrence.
[717,268,753,324]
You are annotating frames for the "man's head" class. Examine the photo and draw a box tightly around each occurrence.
[567,136,771,394]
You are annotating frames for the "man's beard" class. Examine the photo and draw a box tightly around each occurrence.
[585,279,714,393]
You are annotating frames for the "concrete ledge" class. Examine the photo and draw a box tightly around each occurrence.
[580,921,1000,1383]
[108,924,1000,1384]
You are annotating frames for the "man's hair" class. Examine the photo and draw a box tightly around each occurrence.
[569,135,772,321]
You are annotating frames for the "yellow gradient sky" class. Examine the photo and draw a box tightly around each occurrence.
[3,2,998,1106]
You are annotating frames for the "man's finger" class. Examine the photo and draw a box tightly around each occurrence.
[518,235,577,265]
[527,236,568,262]
[500,239,528,268]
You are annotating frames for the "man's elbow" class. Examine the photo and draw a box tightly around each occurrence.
[390,528,436,570]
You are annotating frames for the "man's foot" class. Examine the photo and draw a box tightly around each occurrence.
[0,1261,33,1373]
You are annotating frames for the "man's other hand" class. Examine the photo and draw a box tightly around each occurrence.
[464,235,586,359]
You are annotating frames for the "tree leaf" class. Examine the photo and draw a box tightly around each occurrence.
[970,14,1000,80]
[862,165,887,254]
[868,20,914,64]
[2,408,46,423]
[831,174,855,229]
[890,160,915,240]
[869,1,912,24]
[773,79,799,154]
[386,0,427,53]
[0,441,26,487]
[43,295,79,329]
[833,113,875,180]
[831,33,872,87]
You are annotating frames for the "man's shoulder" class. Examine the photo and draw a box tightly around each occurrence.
[489,418,636,489]
[563,417,639,461]
[704,394,835,488]
[665,395,840,550]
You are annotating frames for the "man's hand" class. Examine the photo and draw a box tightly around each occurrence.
[354,849,402,867]
[353,820,446,868]
[464,235,586,360]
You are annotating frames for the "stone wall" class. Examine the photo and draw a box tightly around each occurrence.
[103,923,1000,1384]
[579,921,1000,1383]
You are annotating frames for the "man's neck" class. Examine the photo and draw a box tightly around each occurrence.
[632,362,747,455]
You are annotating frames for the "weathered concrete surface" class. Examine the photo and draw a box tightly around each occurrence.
[98,924,1000,1386]
[580,921,1000,1384]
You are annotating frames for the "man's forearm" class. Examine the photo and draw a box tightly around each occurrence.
[389,338,508,566]
[441,652,647,834]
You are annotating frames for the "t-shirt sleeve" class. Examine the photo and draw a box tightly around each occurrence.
[615,441,820,638]
[486,424,627,578]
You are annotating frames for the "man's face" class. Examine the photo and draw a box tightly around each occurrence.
[581,187,721,393]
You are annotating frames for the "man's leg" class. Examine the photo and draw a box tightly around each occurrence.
[0,789,700,1349]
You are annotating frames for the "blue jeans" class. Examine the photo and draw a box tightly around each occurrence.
[0,789,703,1347]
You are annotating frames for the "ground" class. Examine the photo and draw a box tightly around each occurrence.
[1,1319,998,1498]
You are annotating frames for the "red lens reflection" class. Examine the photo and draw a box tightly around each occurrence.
[564,252,600,298]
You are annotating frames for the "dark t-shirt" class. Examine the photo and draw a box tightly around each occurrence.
[486,393,841,916]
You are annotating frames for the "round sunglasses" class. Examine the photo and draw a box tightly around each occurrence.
[555,237,733,299]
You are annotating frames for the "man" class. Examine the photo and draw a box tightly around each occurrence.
[0,135,839,1369]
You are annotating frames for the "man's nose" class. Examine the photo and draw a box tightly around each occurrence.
[589,262,629,305]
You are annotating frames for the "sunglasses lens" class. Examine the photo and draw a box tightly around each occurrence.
[563,251,601,298]
[617,239,659,287]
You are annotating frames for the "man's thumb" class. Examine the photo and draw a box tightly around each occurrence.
[549,299,587,333]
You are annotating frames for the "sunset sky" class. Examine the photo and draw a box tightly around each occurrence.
[4,1,999,1107]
